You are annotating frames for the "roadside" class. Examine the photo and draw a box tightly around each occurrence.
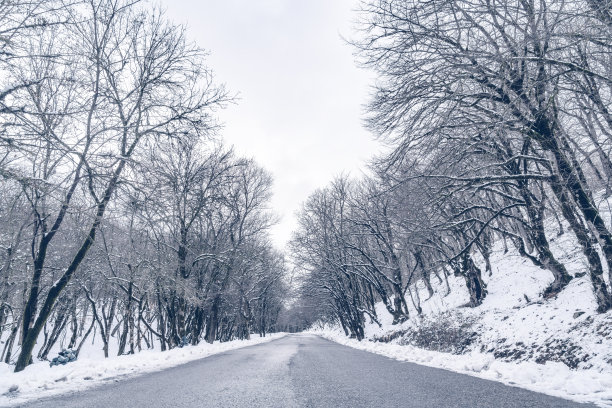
[0,333,286,407]
[311,328,610,407]
[307,234,612,408]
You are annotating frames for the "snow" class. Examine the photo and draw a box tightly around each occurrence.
[311,327,612,407]
[0,333,286,407]
[307,213,612,407]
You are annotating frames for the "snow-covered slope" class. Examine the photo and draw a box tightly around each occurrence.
[310,227,612,407]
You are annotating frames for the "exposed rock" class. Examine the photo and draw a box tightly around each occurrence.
[573,311,585,319]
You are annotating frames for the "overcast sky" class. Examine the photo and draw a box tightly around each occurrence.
[160,0,380,249]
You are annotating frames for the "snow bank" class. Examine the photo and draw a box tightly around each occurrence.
[311,327,612,407]
[0,333,286,407]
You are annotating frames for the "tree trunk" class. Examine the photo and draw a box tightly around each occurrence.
[548,180,612,311]
[461,253,487,307]
[15,161,127,372]
[205,296,220,344]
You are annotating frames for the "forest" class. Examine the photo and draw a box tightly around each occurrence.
[0,0,288,373]
[1,1,611,406]
[1,0,612,383]
[290,0,612,339]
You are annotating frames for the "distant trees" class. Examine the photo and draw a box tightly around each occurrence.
[0,0,286,372]
[291,0,612,336]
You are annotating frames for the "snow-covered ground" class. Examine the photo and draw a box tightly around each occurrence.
[309,223,612,407]
[311,326,612,407]
[0,333,286,407]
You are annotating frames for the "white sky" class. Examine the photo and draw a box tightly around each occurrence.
[160,0,380,249]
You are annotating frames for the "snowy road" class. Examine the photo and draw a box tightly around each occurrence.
[19,334,594,408]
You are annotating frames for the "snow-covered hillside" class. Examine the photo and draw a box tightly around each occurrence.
[310,231,612,407]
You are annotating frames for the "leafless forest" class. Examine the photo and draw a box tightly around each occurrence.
[1,0,612,379]
[289,0,612,339]
[0,0,287,373]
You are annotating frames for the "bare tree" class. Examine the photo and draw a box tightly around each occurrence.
[12,0,227,371]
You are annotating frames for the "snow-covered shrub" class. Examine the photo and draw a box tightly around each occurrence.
[395,312,479,354]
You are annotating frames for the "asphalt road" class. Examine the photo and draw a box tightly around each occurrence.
[20,334,594,408]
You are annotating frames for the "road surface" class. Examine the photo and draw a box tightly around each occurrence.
[20,334,594,408]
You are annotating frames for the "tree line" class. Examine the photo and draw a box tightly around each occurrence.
[0,0,287,372]
[290,0,612,339]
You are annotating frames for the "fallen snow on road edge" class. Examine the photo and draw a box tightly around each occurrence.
[0,333,287,407]
[311,328,612,408]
